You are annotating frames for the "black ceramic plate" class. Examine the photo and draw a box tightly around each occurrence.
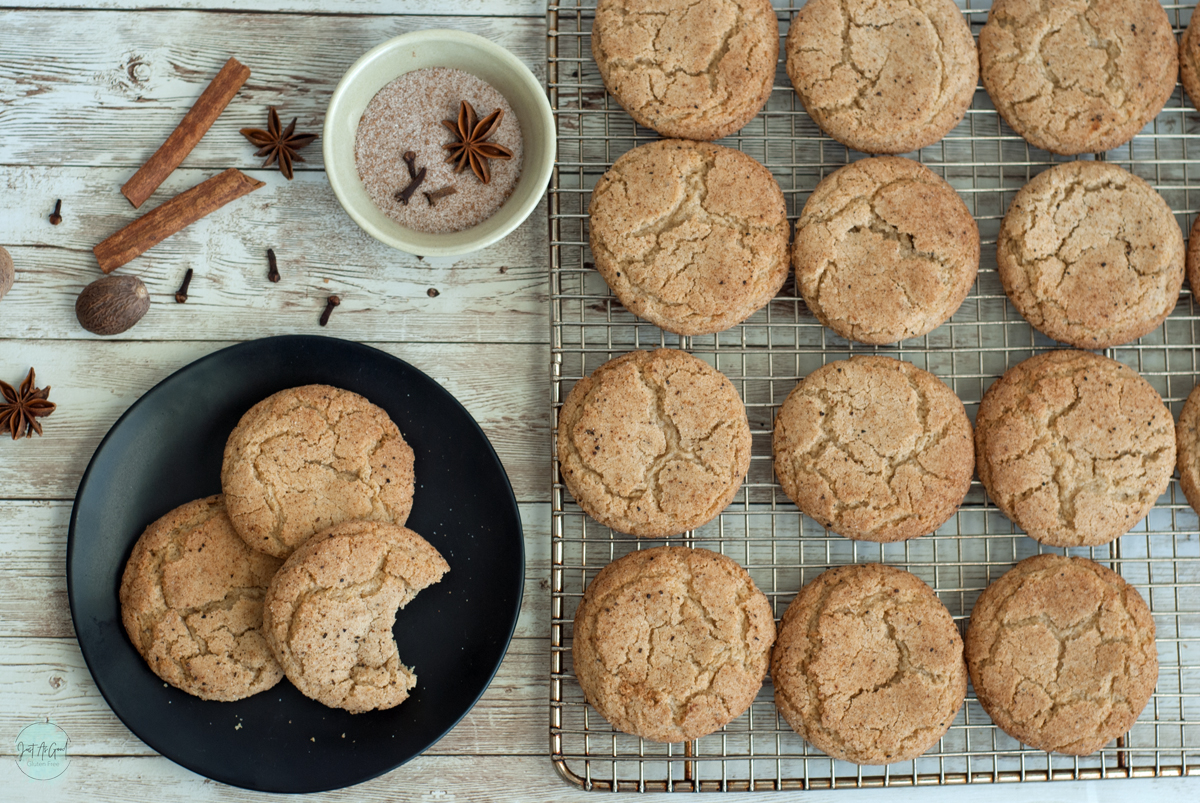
[67,335,524,793]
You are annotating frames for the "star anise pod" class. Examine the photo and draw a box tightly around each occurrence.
[240,107,318,181]
[443,101,514,184]
[0,368,56,440]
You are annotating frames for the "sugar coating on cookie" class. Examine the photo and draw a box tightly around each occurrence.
[221,384,415,558]
[572,546,775,742]
[998,162,1183,350]
[1174,384,1200,516]
[119,495,284,702]
[771,563,967,765]
[589,140,790,335]
[980,0,1177,155]
[592,0,778,141]
[1182,14,1200,112]
[557,349,752,537]
[262,520,449,714]
[784,0,978,154]
[975,350,1175,548]
[773,356,973,542]
[793,156,979,344]
[966,554,1158,755]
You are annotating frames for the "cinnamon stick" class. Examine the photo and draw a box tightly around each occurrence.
[95,168,264,273]
[120,57,250,209]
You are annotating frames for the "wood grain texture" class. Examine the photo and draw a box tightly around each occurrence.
[29,0,543,15]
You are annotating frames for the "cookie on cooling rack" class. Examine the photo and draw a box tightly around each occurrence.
[120,495,284,701]
[1182,12,1200,110]
[997,161,1183,350]
[784,0,977,154]
[771,563,967,765]
[979,0,1177,155]
[588,140,789,335]
[572,546,775,742]
[773,356,973,542]
[1174,383,1200,516]
[591,0,778,141]
[556,349,752,537]
[1187,215,1200,303]
[975,350,1175,548]
[966,554,1158,756]
[792,156,979,344]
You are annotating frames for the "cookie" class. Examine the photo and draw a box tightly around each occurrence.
[592,0,778,141]
[773,356,973,542]
[771,563,967,765]
[588,140,790,335]
[119,495,284,702]
[1187,214,1200,302]
[221,384,416,558]
[557,349,752,537]
[975,350,1175,548]
[966,554,1158,755]
[792,156,979,344]
[784,0,977,154]
[1182,13,1200,111]
[980,0,1177,155]
[572,546,775,742]
[997,161,1184,349]
[1174,383,1200,516]
[262,520,449,714]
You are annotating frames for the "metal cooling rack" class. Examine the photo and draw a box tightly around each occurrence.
[547,0,1200,791]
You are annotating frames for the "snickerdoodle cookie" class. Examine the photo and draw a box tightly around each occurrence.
[572,546,775,742]
[784,0,977,154]
[772,563,967,765]
[558,349,752,537]
[589,140,789,335]
[221,385,415,558]
[966,554,1158,755]
[773,356,973,542]
[792,156,979,344]
[1174,384,1200,515]
[262,520,449,714]
[997,162,1183,349]
[119,495,284,701]
[980,0,1177,155]
[975,350,1175,548]
[1182,13,1200,110]
[1186,215,1200,302]
[592,0,778,141]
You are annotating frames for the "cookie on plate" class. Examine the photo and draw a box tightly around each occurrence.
[572,546,775,742]
[773,356,973,542]
[1174,384,1200,516]
[588,140,789,335]
[262,520,449,714]
[592,0,778,141]
[979,0,1177,155]
[997,161,1183,349]
[557,349,752,537]
[792,156,979,344]
[966,554,1158,755]
[119,495,284,701]
[784,0,977,154]
[771,563,967,764]
[221,384,416,558]
[975,350,1175,548]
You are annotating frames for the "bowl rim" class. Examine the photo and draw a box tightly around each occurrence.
[323,28,555,257]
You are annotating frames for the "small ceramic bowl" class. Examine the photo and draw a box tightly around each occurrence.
[324,29,555,257]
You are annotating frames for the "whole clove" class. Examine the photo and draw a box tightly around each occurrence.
[49,200,62,225]
[175,268,194,303]
[424,185,457,206]
[319,294,341,326]
[402,151,418,180]
[395,167,426,206]
[266,248,280,282]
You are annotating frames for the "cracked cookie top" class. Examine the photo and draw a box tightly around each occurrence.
[784,0,978,154]
[1173,383,1200,517]
[221,385,416,559]
[119,495,285,702]
[572,546,775,742]
[793,156,979,345]
[998,161,1184,350]
[975,350,1175,548]
[588,140,789,335]
[262,520,449,714]
[1181,13,1200,111]
[771,563,967,764]
[592,0,779,141]
[966,554,1158,755]
[557,349,752,537]
[773,356,973,542]
[980,0,1177,155]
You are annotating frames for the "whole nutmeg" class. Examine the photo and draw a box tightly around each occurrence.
[0,245,13,302]
[76,274,150,335]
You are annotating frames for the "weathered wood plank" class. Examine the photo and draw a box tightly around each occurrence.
[20,1,544,18]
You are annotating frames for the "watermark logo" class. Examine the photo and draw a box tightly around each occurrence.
[15,720,70,780]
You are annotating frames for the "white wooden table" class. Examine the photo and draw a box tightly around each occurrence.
[0,2,1195,801]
